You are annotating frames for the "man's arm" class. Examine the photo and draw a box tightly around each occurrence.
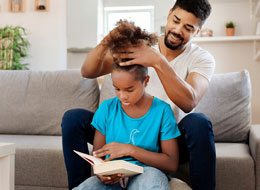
[154,58,209,113]
[81,36,114,78]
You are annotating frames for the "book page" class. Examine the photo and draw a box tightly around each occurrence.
[74,150,144,176]
[93,160,144,176]
[73,150,104,166]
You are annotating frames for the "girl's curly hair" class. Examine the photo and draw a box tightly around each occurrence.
[109,20,158,82]
[106,20,158,54]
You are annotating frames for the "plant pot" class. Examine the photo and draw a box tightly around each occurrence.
[226,28,235,36]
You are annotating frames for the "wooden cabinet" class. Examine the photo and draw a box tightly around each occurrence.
[8,0,26,13]
[35,0,49,12]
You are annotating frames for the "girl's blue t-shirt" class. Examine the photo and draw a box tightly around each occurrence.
[91,97,180,167]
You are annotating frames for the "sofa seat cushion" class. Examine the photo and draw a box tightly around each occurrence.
[0,134,67,188]
[174,143,255,190]
[215,143,255,190]
[170,178,191,190]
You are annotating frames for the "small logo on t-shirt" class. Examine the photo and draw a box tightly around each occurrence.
[128,129,140,145]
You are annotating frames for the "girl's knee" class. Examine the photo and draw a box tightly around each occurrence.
[128,167,169,190]
[73,176,102,190]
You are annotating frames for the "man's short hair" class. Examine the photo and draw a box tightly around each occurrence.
[172,0,211,26]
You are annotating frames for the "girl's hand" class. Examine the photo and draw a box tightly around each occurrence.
[97,174,124,185]
[93,142,134,161]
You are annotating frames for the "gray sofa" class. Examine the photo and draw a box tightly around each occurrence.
[0,69,258,190]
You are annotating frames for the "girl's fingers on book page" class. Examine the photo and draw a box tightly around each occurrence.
[94,142,133,160]
[93,148,109,158]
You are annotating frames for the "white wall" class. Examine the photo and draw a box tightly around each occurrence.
[204,0,254,36]
[66,0,102,69]
[0,0,67,70]
[67,0,99,48]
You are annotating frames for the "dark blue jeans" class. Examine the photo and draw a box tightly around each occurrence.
[61,109,216,190]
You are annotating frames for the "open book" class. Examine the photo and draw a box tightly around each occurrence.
[73,150,144,176]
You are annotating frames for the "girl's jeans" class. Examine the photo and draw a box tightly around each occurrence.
[73,167,169,190]
[61,109,216,190]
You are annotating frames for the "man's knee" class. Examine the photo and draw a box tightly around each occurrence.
[61,108,94,134]
[179,113,214,145]
[179,113,213,141]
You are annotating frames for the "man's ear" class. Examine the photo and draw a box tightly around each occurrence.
[144,75,150,87]
[167,8,173,19]
[194,26,201,37]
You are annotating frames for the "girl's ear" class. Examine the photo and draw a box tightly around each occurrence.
[144,75,150,87]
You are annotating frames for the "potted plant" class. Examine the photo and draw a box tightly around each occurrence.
[0,25,30,70]
[225,21,235,36]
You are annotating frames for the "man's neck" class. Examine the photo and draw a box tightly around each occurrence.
[158,36,187,62]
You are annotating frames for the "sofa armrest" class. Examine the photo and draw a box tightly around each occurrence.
[249,124,260,190]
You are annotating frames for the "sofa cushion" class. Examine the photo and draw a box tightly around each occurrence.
[0,70,100,135]
[215,143,255,190]
[99,74,115,105]
[169,178,191,190]
[0,135,67,188]
[174,143,255,190]
[195,70,251,142]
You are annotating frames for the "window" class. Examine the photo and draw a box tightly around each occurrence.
[104,6,154,36]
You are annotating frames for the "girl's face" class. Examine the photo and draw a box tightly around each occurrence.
[111,69,149,108]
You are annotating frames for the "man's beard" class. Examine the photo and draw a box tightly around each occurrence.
[164,31,184,50]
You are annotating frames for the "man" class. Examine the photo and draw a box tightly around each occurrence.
[62,0,216,189]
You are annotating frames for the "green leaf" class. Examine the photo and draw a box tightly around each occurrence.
[0,25,30,70]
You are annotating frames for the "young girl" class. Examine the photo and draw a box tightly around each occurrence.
[73,21,180,190]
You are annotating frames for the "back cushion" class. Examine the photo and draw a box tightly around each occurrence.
[195,70,251,142]
[99,74,115,105]
[0,70,100,135]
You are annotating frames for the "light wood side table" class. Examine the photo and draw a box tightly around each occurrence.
[0,143,15,190]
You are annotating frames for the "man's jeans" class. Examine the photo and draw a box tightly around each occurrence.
[61,109,216,190]
[73,167,169,190]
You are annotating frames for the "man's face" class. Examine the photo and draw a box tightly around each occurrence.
[164,7,201,50]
